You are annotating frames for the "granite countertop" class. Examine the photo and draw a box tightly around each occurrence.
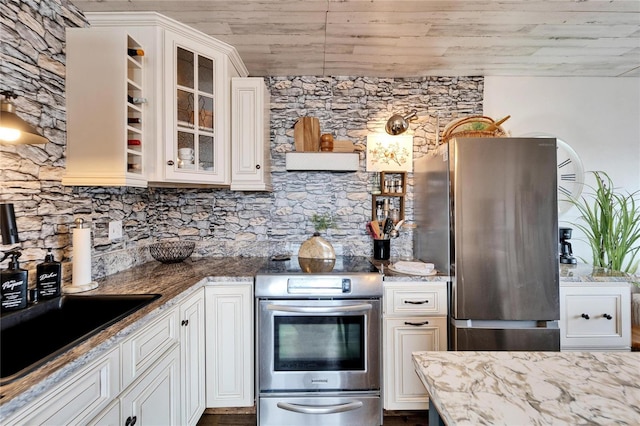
[560,263,638,283]
[0,256,267,415]
[379,259,637,284]
[413,351,640,425]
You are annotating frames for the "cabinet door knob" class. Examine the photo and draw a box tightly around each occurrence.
[581,313,590,320]
[125,416,137,426]
[167,160,175,166]
[404,300,429,305]
[182,319,189,326]
[255,164,261,169]
[405,320,429,326]
[603,313,612,320]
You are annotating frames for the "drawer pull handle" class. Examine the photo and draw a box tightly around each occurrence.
[125,416,137,426]
[405,320,429,326]
[167,160,175,166]
[181,319,189,326]
[404,300,429,305]
[581,313,590,320]
[603,313,612,320]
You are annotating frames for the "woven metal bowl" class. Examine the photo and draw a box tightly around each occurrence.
[149,241,195,264]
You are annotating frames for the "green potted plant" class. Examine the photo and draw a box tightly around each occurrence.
[570,171,640,274]
[298,213,336,260]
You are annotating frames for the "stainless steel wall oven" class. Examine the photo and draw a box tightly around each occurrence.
[255,257,383,426]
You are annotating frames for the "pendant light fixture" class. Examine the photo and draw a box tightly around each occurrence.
[385,109,417,135]
[0,91,47,145]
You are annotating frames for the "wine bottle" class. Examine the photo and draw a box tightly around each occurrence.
[127,117,141,124]
[127,95,147,104]
[127,139,142,146]
[127,48,144,57]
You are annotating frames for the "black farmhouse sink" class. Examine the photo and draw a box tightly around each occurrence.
[0,294,161,385]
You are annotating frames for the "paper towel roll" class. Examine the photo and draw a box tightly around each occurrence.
[72,226,93,286]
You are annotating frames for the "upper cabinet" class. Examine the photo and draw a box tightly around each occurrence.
[231,77,272,191]
[64,12,268,188]
[64,28,148,187]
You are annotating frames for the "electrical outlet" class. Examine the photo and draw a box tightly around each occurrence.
[108,220,123,241]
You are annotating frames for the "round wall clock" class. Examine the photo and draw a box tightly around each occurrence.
[522,133,585,215]
[556,138,585,214]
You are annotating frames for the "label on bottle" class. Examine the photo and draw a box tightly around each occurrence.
[1,275,27,311]
[38,271,60,298]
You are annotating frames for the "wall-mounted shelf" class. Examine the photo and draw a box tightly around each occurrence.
[285,152,359,171]
[372,171,406,223]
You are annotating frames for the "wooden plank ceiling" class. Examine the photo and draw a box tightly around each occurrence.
[71,0,640,77]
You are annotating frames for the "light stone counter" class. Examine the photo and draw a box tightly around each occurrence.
[0,256,268,418]
[413,351,640,425]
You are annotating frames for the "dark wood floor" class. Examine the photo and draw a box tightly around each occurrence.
[197,411,428,426]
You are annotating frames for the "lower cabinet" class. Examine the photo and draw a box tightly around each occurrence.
[3,348,120,425]
[180,289,206,425]
[3,288,206,426]
[119,345,182,425]
[560,282,631,351]
[91,345,181,426]
[383,281,448,411]
[205,282,254,407]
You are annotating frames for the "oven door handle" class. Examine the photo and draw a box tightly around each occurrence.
[266,303,373,314]
[276,400,364,415]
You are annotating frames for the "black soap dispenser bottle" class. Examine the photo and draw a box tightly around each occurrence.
[37,248,62,299]
[1,248,28,312]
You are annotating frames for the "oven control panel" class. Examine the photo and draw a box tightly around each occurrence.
[287,278,351,295]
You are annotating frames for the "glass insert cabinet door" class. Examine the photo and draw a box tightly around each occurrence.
[165,35,225,183]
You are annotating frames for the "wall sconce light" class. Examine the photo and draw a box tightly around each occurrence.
[0,91,47,145]
[1,203,20,245]
[385,110,417,135]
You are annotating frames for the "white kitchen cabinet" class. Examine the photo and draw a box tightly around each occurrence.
[230,77,272,191]
[205,283,254,407]
[91,346,181,426]
[2,348,120,426]
[64,28,147,187]
[68,12,248,187]
[157,29,231,185]
[383,281,447,410]
[91,291,204,425]
[179,288,206,425]
[560,282,631,351]
[121,306,179,389]
[119,345,181,426]
[2,288,210,425]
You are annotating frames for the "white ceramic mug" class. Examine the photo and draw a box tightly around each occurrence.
[178,148,194,160]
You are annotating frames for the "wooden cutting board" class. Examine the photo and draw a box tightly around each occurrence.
[294,117,320,152]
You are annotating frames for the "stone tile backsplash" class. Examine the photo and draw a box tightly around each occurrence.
[0,0,483,282]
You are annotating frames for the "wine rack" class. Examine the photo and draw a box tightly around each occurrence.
[126,36,144,176]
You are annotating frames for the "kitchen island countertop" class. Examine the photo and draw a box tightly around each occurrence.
[413,351,640,425]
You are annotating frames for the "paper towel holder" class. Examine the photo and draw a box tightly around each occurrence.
[63,218,98,294]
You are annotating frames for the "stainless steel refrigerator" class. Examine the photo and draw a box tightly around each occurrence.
[414,137,560,351]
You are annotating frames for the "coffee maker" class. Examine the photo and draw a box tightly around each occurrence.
[559,227,577,264]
